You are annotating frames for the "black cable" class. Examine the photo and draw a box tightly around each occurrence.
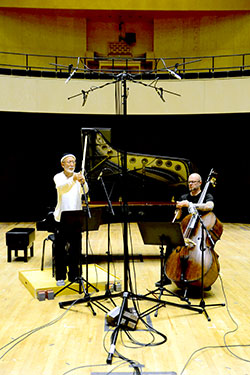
[180,274,250,374]
[102,224,167,373]
[180,343,250,375]
[0,298,81,360]
[126,223,168,348]
[103,328,143,374]
[62,360,122,375]
[219,274,250,363]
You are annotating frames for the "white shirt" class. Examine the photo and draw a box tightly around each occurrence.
[53,171,89,222]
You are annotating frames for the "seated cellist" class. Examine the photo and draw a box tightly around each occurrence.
[175,173,214,220]
[171,172,215,292]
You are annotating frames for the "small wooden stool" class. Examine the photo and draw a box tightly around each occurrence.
[6,228,35,262]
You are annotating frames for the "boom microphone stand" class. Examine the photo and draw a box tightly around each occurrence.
[104,74,203,365]
[58,70,204,366]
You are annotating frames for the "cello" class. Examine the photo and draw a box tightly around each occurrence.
[165,169,223,290]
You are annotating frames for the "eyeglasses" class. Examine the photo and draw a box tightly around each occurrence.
[64,160,76,165]
[188,180,200,184]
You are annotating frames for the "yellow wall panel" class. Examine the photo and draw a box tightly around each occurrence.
[154,12,250,57]
[1,8,250,60]
[0,9,87,56]
[1,0,250,11]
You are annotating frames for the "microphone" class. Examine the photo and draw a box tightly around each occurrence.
[81,90,88,106]
[166,68,182,80]
[188,203,198,229]
[97,171,103,180]
[188,202,198,215]
[97,168,111,180]
[160,58,182,80]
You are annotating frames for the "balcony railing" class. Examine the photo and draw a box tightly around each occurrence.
[1,51,250,79]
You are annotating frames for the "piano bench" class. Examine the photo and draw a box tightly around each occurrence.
[6,228,35,262]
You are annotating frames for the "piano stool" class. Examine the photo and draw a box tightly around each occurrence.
[6,228,35,262]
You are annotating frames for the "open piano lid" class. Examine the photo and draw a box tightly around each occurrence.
[82,127,193,202]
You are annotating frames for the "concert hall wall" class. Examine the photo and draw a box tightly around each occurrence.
[0,111,249,223]
[1,5,250,66]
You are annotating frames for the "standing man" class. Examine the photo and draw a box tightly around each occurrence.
[53,153,89,286]
[175,173,214,220]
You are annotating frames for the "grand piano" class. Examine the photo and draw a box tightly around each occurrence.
[36,128,193,263]
[84,127,192,204]
[37,128,193,252]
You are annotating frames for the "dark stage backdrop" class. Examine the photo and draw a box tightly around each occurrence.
[0,111,249,223]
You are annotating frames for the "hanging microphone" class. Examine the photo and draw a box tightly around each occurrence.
[81,90,88,106]
[97,171,103,180]
[166,68,182,80]
[160,58,182,80]
[97,168,111,180]
[188,202,198,215]
[188,203,198,229]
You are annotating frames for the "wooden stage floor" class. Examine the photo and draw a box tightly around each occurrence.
[0,221,249,375]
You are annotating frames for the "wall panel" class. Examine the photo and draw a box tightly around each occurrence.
[1,9,250,61]
[1,74,250,115]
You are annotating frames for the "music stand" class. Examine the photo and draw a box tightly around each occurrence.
[55,208,102,314]
[138,221,185,247]
[138,221,199,316]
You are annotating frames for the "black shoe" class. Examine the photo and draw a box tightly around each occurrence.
[155,277,172,287]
